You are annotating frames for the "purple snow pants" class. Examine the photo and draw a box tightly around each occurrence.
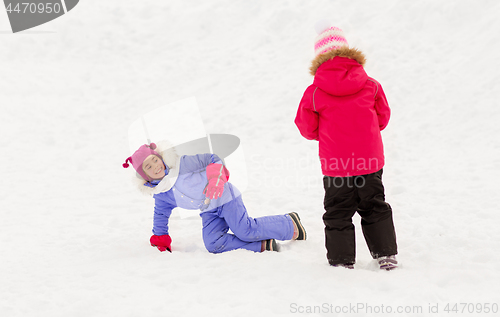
[200,194,294,253]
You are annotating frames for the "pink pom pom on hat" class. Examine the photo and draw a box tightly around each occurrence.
[123,143,161,181]
[314,21,348,57]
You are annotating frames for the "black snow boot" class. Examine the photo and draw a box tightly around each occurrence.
[288,212,307,240]
[264,239,280,252]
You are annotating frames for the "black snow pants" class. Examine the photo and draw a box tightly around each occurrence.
[322,169,397,265]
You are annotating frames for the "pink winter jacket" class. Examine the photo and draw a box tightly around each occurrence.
[295,56,390,177]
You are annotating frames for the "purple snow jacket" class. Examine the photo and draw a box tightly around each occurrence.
[149,153,240,236]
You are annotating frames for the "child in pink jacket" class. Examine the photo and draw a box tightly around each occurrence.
[295,24,398,270]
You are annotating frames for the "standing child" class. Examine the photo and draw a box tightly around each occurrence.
[294,23,398,270]
[123,142,306,254]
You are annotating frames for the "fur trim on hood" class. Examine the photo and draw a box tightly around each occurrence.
[310,47,366,76]
[133,140,181,196]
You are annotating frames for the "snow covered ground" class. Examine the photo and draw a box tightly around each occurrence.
[1,0,500,316]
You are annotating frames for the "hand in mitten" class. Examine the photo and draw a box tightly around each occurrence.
[203,163,230,199]
[150,234,172,252]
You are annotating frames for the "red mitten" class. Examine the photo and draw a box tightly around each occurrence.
[203,163,230,199]
[150,234,172,252]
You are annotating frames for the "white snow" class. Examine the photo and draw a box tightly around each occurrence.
[1,0,500,316]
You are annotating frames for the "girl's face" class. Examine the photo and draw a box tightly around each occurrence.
[142,155,166,180]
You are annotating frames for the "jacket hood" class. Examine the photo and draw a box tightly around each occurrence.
[310,47,368,96]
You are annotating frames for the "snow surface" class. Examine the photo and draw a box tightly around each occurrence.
[1,1,500,316]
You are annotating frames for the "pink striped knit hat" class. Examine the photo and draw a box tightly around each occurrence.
[314,23,348,57]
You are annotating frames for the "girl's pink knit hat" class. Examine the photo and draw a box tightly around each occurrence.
[314,20,348,57]
[123,143,161,180]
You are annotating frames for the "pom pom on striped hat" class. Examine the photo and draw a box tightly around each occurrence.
[313,20,348,57]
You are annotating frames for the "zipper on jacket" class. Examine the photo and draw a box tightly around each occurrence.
[367,78,379,99]
[313,87,319,112]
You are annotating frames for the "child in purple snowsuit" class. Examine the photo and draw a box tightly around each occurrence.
[123,142,306,253]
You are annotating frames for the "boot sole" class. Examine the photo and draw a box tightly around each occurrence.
[266,239,280,252]
[378,257,398,270]
[289,212,306,240]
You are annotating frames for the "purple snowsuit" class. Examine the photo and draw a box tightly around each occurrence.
[151,153,294,253]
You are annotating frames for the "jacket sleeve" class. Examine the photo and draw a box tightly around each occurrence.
[180,154,224,172]
[373,80,391,131]
[295,85,319,140]
[152,194,175,236]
